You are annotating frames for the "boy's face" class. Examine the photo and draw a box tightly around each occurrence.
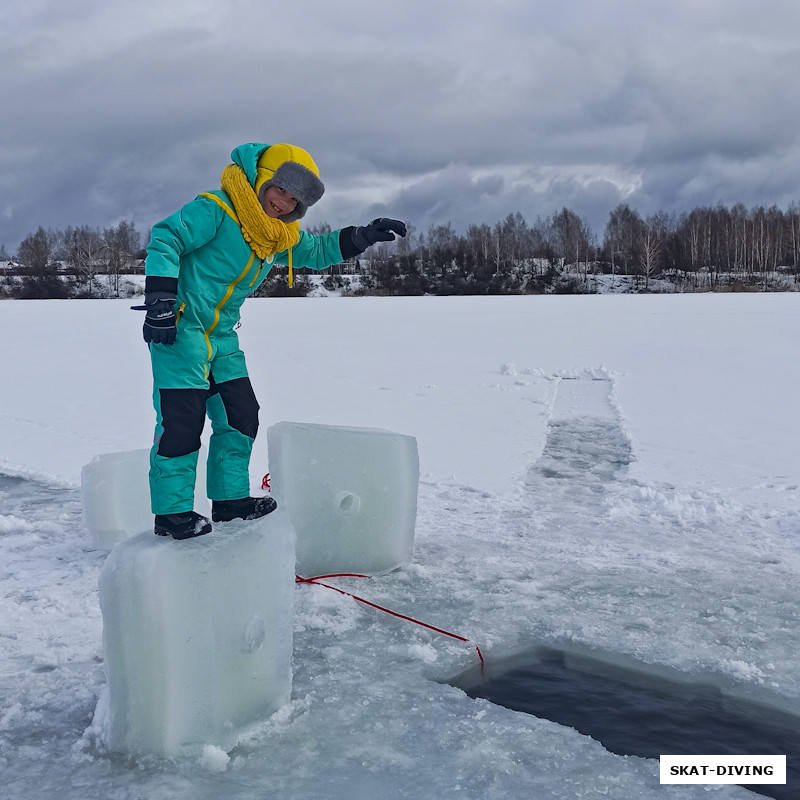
[262,185,299,218]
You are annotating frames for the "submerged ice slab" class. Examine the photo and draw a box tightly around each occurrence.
[94,510,295,758]
[81,448,210,549]
[268,421,419,576]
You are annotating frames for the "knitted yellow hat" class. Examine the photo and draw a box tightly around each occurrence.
[255,144,324,222]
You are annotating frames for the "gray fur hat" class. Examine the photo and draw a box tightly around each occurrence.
[255,143,325,223]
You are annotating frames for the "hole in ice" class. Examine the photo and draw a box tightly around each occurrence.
[336,491,360,514]
[0,472,75,516]
[0,474,26,490]
[450,644,799,800]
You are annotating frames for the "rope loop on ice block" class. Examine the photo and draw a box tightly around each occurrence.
[296,573,484,671]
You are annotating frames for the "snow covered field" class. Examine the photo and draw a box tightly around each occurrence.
[1,293,799,799]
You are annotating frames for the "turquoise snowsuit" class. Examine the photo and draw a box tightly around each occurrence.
[145,143,345,514]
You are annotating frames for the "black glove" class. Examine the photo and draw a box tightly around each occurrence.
[350,218,407,253]
[131,291,178,344]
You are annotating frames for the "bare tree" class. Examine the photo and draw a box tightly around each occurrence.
[638,212,671,289]
[103,219,141,296]
[16,226,68,298]
[729,202,748,276]
[17,226,56,272]
[64,226,104,297]
[745,205,784,289]
[551,208,594,282]
[466,223,492,270]
[426,222,459,278]
[604,204,641,279]
[786,202,800,283]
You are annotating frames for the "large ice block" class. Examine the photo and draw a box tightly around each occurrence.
[268,421,419,576]
[81,448,210,549]
[94,510,295,758]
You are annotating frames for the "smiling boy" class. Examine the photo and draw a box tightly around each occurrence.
[135,142,406,540]
[262,185,298,218]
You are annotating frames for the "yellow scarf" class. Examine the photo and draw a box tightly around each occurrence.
[220,163,300,283]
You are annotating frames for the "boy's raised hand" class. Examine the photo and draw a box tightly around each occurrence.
[350,218,407,252]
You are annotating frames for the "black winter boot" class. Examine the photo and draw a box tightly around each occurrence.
[154,511,212,540]
[211,496,278,522]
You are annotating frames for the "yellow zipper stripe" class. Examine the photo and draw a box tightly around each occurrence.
[199,192,239,224]
[203,251,256,368]
[197,193,259,376]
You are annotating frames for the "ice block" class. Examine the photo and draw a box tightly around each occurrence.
[94,510,295,758]
[81,448,209,549]
[267,421,418,576]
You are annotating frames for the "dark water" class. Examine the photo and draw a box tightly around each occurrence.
[0,473,75,511]
[454,646,799,800]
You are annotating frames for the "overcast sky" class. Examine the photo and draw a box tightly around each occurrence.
[2,0,800,251]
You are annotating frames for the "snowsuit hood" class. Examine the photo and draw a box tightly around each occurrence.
[230,142,324,223]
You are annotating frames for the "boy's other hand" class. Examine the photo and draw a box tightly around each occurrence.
[350,218,407,252]
[132,292,178,345]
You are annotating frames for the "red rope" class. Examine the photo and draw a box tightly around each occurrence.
[296,573,484,670]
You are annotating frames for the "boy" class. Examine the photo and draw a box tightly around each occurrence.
[134,142,406,539]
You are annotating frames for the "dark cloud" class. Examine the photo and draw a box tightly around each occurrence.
[2,0,799,251]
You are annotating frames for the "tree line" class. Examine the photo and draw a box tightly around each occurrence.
[338,202,800,296]
[1,220,144,298]
[3,201,800,299]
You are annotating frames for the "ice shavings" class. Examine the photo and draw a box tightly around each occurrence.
[200,745,231,772]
